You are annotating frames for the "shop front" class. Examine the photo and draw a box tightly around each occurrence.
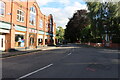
[0,33,5,51]
[29,28,37,48]
[15,25,26,49]
[45,36,48,45]
[38,35,43,46]
[0,22,11,51]
[15,32,25,48]
[29,34,35,47]
[38,30,44,46]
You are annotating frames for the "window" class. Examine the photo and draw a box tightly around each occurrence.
[38,38,43,45]
[29,7,36,26]
[50,19,53,32]
[0,1,5,16]
[17,10,24,22]
[15,34,25,47]
[46,22,48,30]
[39,19,43,28]
[53,25,54,32]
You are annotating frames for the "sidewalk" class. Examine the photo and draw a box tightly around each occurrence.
[1,46,58,58]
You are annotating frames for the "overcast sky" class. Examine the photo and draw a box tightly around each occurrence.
[36,0,88,29]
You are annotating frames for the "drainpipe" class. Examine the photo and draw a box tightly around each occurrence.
[25,0,29,49]
[10,0,15,50]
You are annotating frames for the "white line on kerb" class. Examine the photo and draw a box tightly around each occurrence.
[16,64,53,80]
[68,53,72,55]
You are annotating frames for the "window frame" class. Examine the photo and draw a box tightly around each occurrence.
[39,19,43,28]
[17,9,25,22]
[0,1,5,17]
[46,21,48,30]
[29,6,36,26]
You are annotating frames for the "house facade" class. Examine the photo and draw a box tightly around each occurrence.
[0,0,56,51]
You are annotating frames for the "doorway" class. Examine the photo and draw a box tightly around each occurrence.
[0,35,5,51]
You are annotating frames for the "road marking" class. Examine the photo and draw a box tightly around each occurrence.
[16,64,53,80]
[68,53,72,55]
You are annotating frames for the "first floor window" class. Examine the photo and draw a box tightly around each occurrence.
[46,22,48,30]
[17,10,24,22]
[29,6,36,26]
[0,1,5,16]
[39,19,43,28]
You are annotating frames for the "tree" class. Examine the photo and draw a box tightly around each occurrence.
[65,10,90,42]
[87,2,120,43]
[56,26,65,43]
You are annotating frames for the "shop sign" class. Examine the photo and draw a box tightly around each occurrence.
[15,25,26,31]
[0,29,10,33]
[38,31,44,34]
[0,22,11,29]
[15,32,25,35]
[29,29,37,33]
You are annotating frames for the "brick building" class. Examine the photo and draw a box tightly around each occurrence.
[0,0,56,51]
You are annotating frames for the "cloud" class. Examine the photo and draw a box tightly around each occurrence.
[36,0,54,6]
[36,0,87,29]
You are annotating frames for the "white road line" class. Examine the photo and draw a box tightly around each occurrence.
[16,64,53,80]
[68,53,72,55]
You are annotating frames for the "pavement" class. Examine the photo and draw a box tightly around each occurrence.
[1,46,61,58]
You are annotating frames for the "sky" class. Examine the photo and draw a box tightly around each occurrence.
[36,0,88,29]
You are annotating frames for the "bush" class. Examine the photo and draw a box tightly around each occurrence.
[112,37,120,43]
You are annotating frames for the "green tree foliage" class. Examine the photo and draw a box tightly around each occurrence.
[65,10,90,42]
[56,26,65,43]
[80,25,92,42]
[87,2,120,43]
[65,2,120,43]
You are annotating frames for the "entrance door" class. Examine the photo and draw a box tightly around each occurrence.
[0,35,5,51]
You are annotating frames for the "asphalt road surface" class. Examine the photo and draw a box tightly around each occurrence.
[2,44,120,79]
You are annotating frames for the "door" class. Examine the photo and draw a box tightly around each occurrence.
[0,35,5,51]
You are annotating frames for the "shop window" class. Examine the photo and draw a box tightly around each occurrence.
[0,1,5,16]
[17,10,24,22]
[15,34,25,47]
[29,6,36,26]
[45,39,48,44]
[38,38,42,45]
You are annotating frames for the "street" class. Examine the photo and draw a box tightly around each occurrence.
[2,44,120,79]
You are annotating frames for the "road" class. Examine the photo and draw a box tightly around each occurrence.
[2,44,120,79]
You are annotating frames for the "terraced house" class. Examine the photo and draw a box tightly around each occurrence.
[0,0,56,51]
